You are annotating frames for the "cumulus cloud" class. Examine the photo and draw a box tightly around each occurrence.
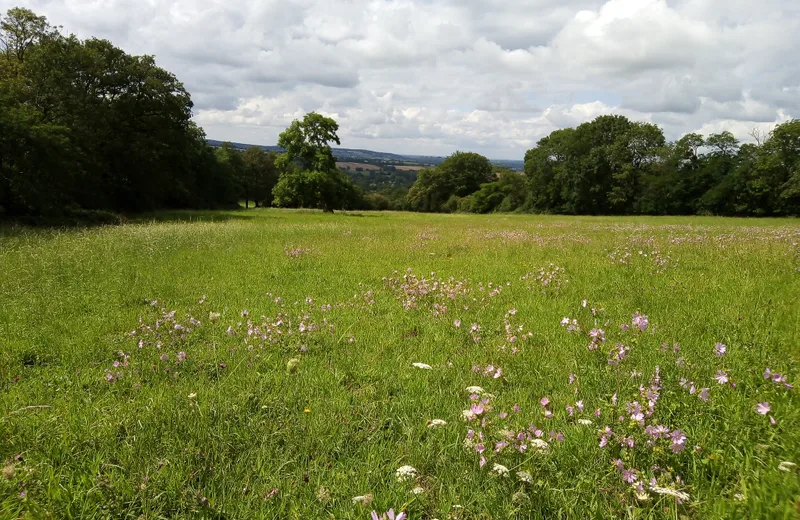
[7,0,800,158]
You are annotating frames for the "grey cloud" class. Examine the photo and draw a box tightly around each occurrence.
[5,0,800,159]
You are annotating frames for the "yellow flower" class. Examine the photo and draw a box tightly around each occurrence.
[304,409,311,413]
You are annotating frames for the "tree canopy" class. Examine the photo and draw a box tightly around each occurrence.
[272,112,363,212]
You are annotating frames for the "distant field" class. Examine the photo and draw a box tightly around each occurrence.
[1,210,799,518]
[337,162,382,171]
[395,165,425,171]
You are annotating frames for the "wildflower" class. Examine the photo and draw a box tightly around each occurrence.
[714,342,727,356]
[427,419,447,428]
[650,486,690,502]
[453,319,461,328]
[315,486,330,503]
[631,312,649,331]
[304,409,310,413]
[539,397,550,407]
[395,465,417,482]
[462,409,476,421]
[177,351,187,363]
[465,386,485,394]
[670,429,687,453]
[530,439,549,451]
[622,469,637,483]
[411,486,424,494]
[569,373,576,384]
[714,371,729,385]
[756,402,770,415]
[698,388,710,402]
[471,403,484,415]
[412,362,432,370]
[352,494,373,505]
[513,403,520,412]
[578,419,593,425]
[516,470,533,483]
[778,461,797,472]
[491,463,510,477]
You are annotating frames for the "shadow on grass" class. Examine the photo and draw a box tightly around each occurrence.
[128,209,270,224]
[0,208,279,236]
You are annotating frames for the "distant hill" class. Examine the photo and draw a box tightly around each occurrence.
[206,139,524,170]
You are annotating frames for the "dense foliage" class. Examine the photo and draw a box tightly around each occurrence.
[272,113,366,212]
[0,8,248,219]
[2,7,798,220]
[405,115,799,216]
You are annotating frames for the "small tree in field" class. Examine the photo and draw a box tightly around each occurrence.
[273,112,362,212]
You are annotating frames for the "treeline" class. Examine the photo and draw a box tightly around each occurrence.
[407,116,800,216]
[2,8,798,220]
[0,8,249,220]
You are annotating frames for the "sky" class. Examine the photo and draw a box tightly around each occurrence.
[6,0,800,159]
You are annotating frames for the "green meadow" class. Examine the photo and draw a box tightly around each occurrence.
[1,210,798,519]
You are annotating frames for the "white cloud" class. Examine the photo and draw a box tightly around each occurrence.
[5,0,799,158]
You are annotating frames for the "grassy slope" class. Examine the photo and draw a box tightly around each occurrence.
[0,210,798,519]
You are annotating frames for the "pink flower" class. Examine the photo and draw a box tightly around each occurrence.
[631,312,649,331]
[756,402,770,415]
[513,404,520,413]
[714,342,727,356]
[539,397,550,407]
[453,319,461,328]
[622,469,637,483]
[698,388,710,402]
[177,351,187,363]
[714,371,728,385]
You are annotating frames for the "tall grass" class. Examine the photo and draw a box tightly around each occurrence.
[1,209,798,519]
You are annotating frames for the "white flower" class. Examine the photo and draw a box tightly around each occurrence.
[650,486,690,501]
[427,419,447,428]
[352,494,373,505]
[778,461,797,472]
[208,311,220,322]
[734,493,745,502]
[530,439,549,451]
[577,419,593,425]
[516,470,533,483]
[633,487,650,501]
[491,463,510,477]
[411,486,425,495]
[396,465,418,482]
[465,386,485,394]
[462,409,476,421]
[412,362,432,370]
